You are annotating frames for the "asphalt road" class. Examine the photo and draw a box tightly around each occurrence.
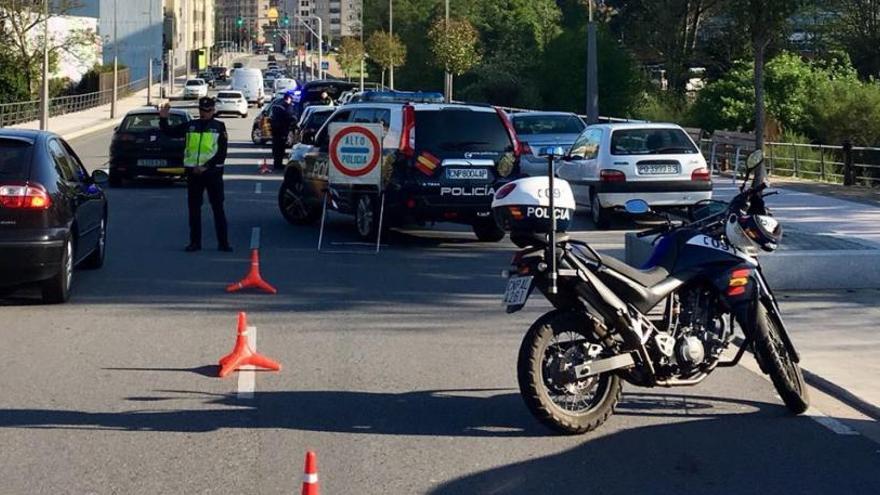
[1,59,878,494]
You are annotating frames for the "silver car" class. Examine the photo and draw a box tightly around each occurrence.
[510,111,586,176]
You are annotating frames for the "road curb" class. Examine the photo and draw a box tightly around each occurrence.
[732,336,880,421]
[63,117,124,141]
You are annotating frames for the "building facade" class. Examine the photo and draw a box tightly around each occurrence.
[313,0,361,41]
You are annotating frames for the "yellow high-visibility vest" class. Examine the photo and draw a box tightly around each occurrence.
[183,130,220,167]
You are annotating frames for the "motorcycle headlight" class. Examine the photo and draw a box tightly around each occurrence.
[497,153,515,178]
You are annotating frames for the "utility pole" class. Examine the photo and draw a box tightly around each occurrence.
[147,58,153,105]
[317,16,323,79]
[585,0,599,124]
[444,0,450,102]
[359,0,365,92]
[39,0,49,130]
[388,0,393,89]
[111,0,119,119]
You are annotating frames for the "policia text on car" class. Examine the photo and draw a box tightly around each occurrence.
[158,98,232,252]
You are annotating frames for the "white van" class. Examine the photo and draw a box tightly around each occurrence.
[231,68,265,107]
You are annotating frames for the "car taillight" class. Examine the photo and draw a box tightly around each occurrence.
[495,107,522,158]
[0,182,52,209]
[495,182,517,200]
[399,104,415,158]
[691,167,711,181]
[600,169,626,182]
[115,133,135,142]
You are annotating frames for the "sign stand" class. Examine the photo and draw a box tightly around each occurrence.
[316,123,386,255]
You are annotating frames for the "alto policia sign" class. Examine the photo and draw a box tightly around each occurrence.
[328,123,384,188]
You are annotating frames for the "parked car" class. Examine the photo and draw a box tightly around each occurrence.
[197,71,217,88]
[250,97,294,147]
[510,111,586,175]
[215,90,249,118]
[108,107,192,186]
[0,129,108,303]
[183,78,208,99]
[273,78,299,97]
[278,102,522,241]
[556,122,712,228]
[209,66,230,81]
[292,80,357,115]
[231,68,265,106]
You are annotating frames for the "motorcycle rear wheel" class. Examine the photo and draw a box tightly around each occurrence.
[754,301,810,414]
[517,310,622,434]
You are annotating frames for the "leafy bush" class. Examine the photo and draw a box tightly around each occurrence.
[806,77,880,147]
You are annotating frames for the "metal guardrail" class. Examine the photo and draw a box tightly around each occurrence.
[765,141,880,187]
[0,78,149,127]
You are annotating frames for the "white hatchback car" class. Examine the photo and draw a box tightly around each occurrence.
[556,123,712,228]
[215,90,249,118]
[183,78,208,99]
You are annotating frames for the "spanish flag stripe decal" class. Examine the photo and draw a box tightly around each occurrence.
[415,161,434,176]
[421,151,440,165]
[417,155,437,170]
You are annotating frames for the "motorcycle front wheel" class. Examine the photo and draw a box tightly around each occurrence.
[754,301,810,414]
[517,310,622,434]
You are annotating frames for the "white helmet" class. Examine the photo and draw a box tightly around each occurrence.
[725,214,781,254]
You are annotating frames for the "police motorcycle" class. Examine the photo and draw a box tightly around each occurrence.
[493,149,808,434]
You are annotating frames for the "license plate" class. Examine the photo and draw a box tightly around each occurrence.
[503,276,534,306]
[138,159,167,167]
[446,168,488,180]
[638,163,680,175]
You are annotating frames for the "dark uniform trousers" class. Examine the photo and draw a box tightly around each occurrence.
[187,168,228,247]
[271,133,287,170]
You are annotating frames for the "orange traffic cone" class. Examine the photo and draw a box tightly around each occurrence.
[301,451,319,495]
[259,158,272,174]
[226,249,277,294]
[218,312,282,378]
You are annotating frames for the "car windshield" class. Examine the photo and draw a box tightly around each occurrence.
[415,110,511,153]
[217,92,242,99]
[120,113,187,132]
[186,80,203,86]
[513,114,585,135]
[0,138,33,179]
[610,128,698,155]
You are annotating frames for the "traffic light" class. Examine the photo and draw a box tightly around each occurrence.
[236,17,243,27]
[282,15,290,27]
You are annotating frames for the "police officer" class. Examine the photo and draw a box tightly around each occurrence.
[158,97,232,252]
[269,90,297,170]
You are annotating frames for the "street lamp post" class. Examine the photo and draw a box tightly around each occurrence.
[359,1,365,92]
[111,0,118,119]
[444,0,450,102]
[585,0,599,124]
[388,0,393,89]
[39,0,49,130]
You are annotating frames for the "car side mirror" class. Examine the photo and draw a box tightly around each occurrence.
[91,169,109,185]
[624,199,651,215]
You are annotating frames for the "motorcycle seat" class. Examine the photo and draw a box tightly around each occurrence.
[598,254,670,288]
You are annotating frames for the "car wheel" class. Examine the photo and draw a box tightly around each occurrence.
[355,194,379,240]
[473,219,506,242]
[42,236,73,304]
[251,126,262,144]
[590,189,611,230]
[240,111,248,118]
[278,174,320,225]
[82,216,107,269]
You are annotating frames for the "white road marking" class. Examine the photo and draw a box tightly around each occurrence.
[236,326,257,399]
[255,182,263,194]
[806,407,860,435]
[250,227,261,250]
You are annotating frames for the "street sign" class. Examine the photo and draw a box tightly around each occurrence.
[321,61,329,70]
[328,124,383,187]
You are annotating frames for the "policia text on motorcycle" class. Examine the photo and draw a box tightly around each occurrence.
[158,98,232,252]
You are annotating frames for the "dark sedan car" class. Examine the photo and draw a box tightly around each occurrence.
[0,129,108,303]
[108,107,192,186]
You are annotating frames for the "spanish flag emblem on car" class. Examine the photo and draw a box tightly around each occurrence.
[415,151,440,176]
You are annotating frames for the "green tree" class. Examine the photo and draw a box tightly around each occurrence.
[731,0,804,166]
[0,0,97,98]
[828,0,880,79]
[365,30,406,87]
[337,37,365,81]
[427,17,481,99]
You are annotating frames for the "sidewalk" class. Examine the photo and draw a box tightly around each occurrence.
[11,84,162,141]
